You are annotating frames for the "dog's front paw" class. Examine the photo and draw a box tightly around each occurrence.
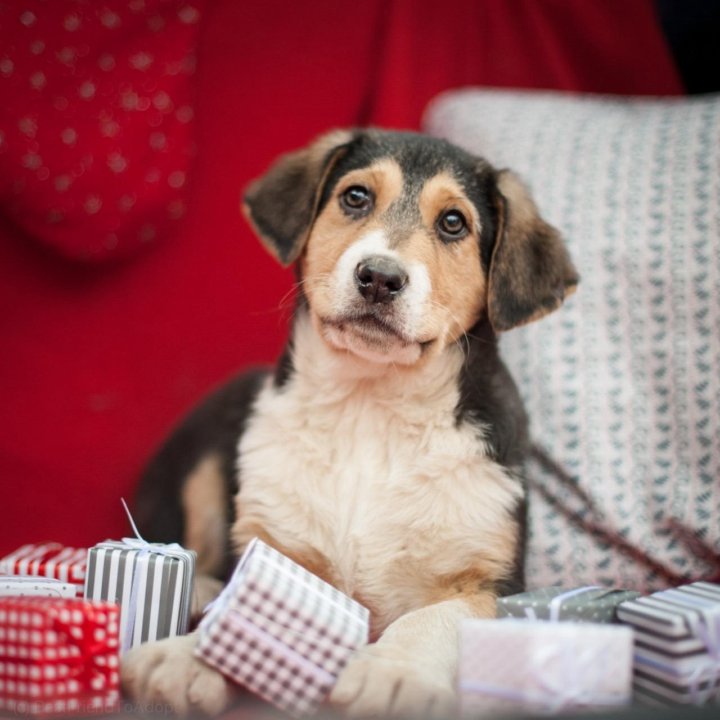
[330,644,455,718]
[121,632,233,716]
[191,574,224,618]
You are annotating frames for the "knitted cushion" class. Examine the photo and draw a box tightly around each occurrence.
[424,90,720,591]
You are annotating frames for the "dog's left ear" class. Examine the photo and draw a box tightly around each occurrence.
[487,170,579,332]
[243,130,354,266]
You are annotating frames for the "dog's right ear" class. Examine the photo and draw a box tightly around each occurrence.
[242,130,354,266]
[487,170,579,332]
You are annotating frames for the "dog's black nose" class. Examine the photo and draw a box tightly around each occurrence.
[355,257,408,304]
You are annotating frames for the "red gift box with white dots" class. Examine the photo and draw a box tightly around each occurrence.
[0,597,120,717]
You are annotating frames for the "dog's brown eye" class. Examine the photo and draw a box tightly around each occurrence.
[340,185,372,214]
[438,210,468,240]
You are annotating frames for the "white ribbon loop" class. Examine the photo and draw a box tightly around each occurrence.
[119,498,185,653]
[460,627,627,712]
[686,608,720,704]
[522,586,602,622]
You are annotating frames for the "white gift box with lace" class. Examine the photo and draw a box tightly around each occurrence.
[458,619,633,715]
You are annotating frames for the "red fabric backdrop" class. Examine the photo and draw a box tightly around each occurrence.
[0,0,682,555]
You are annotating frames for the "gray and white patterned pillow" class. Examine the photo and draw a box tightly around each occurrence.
[424,90,720,592]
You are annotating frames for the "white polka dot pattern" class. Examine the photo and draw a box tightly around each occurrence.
[0,1,203,262]
[0,597,120,716]
[0,577,77,600]
[496,587,641,623]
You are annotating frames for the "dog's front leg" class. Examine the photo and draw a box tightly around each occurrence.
[121,631,237,716]
[330,592,495,718]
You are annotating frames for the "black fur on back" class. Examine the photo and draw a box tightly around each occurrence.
[132,370,266,579]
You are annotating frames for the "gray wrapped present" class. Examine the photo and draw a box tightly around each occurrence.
[85,538,195,653]
[84,502,195,653]
[616,582,720,706]
[497,586,641,623]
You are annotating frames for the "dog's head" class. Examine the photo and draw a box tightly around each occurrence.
[244,129,578,366]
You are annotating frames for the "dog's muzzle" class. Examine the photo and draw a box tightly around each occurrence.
[354,256,408,305]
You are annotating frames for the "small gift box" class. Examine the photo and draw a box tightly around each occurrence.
[0,596,120,717]
[195,537,370,717]
[497,586,641,623]
[616,581,720,706]
[458,619,634,716]
[84,538,195,653]
[0,545,87,597]
[0,577,77,599]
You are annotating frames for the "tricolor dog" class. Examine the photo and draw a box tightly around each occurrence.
[122,129,578,717]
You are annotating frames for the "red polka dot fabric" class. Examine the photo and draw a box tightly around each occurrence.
[0,0,203,262]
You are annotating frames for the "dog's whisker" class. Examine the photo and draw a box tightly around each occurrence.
[272,275,334,325]
[428,300,472,357]
[276,286,300,311]
[275,276,317,310]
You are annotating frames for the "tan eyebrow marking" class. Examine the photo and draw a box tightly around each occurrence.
[418,172,481,235]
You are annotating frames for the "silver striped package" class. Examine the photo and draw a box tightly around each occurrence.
[84,539,196,653]
[617,582,720,706]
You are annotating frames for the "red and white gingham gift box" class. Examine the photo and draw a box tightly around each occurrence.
[0,597,120,717]
[0,545,87,598]
[195,538,369,717]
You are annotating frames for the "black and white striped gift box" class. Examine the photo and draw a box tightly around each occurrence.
[84,540,195,653]
[195,538,369,717]
[617,582,720,706]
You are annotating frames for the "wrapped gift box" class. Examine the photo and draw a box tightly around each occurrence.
[497,586,641,623]
[195,537,369,717]
[0,545,86,597]
[1,577,77,599]
[0,596,120,717]
[459,619,634,716]
[616,581,720,706]
[84,539,195,653]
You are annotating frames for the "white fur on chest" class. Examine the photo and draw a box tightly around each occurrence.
[236,315,522,631]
